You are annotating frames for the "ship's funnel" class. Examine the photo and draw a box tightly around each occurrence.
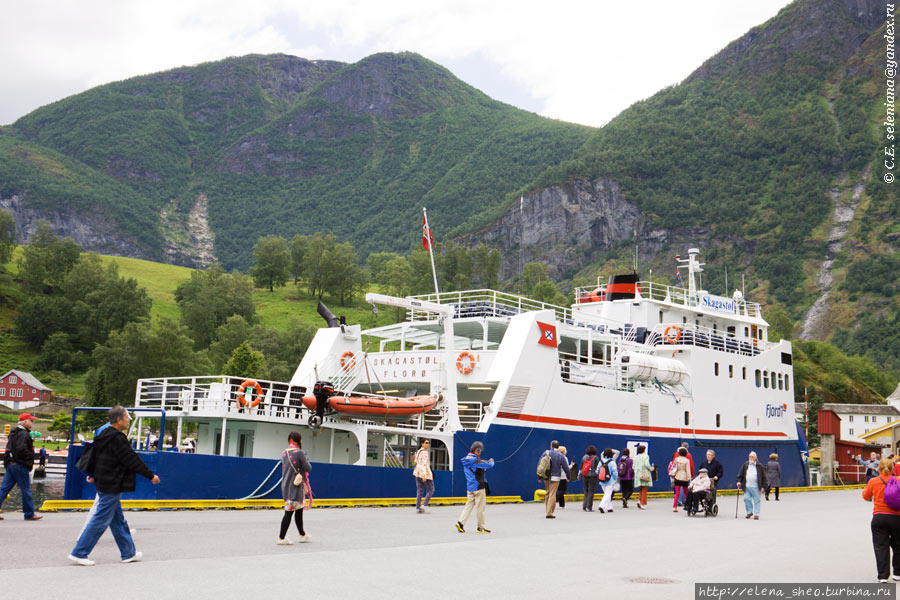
[317,301,339,328]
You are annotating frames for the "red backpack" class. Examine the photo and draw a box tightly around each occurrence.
[581,456,596,477]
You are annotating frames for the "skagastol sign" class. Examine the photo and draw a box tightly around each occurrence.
[699,293,736,313]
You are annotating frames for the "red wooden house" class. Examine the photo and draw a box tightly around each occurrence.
[0,369,53,410]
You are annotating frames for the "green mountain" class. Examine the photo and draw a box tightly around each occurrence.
[2,52,593,268]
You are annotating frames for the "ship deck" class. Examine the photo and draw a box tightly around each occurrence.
[0,489,876,598]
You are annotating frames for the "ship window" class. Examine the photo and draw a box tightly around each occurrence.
[742,366,747,380]
[716,414,721,428]
[683,316,687,324]
[684,411,690,426]
[727,326,736,338]
[755,369,761,388]
[777,373,783,390]
[744,327,749,337]
[659,310,664,323]
[729,364,734,378]
[785,375,790,391]
[695,320,700,328]
[743,415,748,429]
[763,371,769,389]
[714,362,719,376]
[713,323,717,332]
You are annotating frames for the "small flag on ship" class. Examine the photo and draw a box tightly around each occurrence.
[422,214,434,251]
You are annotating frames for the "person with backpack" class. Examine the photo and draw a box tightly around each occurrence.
[765,453,782,501]
[597,448,620,513]
[537,441,557,490]
[862,457,900,582]
[736,451,767,520]
[578,445,600,511]
[633,445,653,509]
[671,447,692,513]
[0,413,42,521]
[456,442,494,533]
[617,448,634,508]
[544,441,570,519]
[68,406,160,565]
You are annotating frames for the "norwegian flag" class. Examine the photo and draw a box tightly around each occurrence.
[422,214,434,251]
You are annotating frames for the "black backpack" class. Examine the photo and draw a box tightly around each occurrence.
[75,443,97,473]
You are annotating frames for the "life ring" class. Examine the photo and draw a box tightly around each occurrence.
[340,351,357,371]
[664,325,682,344]
[456,351,476,375]
[238,379,263,408]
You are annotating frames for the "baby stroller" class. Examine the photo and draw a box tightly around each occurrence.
[686,487,719,517]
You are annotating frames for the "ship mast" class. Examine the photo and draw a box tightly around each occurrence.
[675,248,704,300]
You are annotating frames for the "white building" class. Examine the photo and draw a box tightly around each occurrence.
[822,402,900,444]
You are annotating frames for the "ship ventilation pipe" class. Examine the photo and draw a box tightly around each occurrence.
[317,301,340,328]
[619,352,687,386]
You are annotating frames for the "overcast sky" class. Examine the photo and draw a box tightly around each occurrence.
[1,0,793,127]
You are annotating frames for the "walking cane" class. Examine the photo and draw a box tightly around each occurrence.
[734,485,741,519]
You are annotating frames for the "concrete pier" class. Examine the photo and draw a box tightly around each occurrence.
[0,490,885,598]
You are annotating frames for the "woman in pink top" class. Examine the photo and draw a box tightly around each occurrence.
[413,439,434,513]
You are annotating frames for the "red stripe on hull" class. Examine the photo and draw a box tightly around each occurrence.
[495,412,788,438]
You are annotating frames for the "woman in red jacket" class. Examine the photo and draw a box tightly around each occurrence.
[862,458,900,583]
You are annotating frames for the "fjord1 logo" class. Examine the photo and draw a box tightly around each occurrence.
[765,403,788,418]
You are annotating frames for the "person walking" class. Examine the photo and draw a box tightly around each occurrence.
[862,457,900,582]
[633,445,653,509]
[671,442,694,506]
[556,446,574,509]
[413,439,434,513]
[597,448,620,513]
[617,448,634,508]
[698,449,724,504]
[578,446,600,511]
[737,451,768,520]
[68,406,160,565]
[765,453,782,501]
[0,413,42,521]
[672,447,691,512]
[545,441,571,518]
[277,431,311,545]
[456,442,494,533]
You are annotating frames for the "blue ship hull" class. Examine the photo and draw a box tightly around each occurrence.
[64,422,808,501]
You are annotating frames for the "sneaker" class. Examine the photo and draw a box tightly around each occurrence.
[121,552,142,563]
[745,514,752,519]
[476,527,491,533]
[879,579,889,583]
[753,516,759,520]
[893,576,900,581]
[606,509,613,513]
[417,507,425,513]
[545,515,556,519]
[298,534,310,543]
[456,521,465,533]
[24,515,43,521]
[598,508,605,514]
[276,538,293,545]
[68,555,95,566]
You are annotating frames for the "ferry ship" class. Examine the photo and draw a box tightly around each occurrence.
[64,248,807,501]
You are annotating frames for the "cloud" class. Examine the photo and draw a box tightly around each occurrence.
[0,0,792,126]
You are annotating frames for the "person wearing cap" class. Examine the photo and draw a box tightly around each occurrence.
[685,467,712,515]
[0,413,42,521]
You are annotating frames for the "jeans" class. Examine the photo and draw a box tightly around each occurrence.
[582,476,598,510]
[0,463,35,518]
[743,486,762,516]
[415,477,434,509]
[71,492,137,560]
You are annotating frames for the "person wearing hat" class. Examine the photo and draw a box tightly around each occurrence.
[0,413,42,521]
[685,467,712,515]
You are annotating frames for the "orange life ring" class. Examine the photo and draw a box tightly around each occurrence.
[664,325,682,344]
[238,379,263,408]
[340,351,357,371]
[456,351,476,375]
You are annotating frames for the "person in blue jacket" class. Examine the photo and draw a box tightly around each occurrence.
[456,442,494,533]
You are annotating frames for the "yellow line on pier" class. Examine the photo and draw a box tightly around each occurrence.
[40,495,523,512]
[532,484,865,502]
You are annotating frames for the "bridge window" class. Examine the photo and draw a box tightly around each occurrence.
[755,369,761,388]
[684,411,690,426]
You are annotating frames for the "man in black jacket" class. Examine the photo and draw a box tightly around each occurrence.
[697,449,724,504]
[68,406,159,566]
[0,413,42,521]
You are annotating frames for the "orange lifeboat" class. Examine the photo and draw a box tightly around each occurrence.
[301,394,438,419]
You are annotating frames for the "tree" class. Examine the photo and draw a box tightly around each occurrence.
[322,240,366,305]
[522,262,550,293]
[531,280,568,305]
[441,244,473,291]
[0,209,15,265]
[208,315,253,371]
[49,410,72,441]
[18,221,80,292]
[766,304,794,342]
[175,266,256,348]
[39,332,86,372]
[222,341,267,379]
[89,318,212,404]
[301,233,331,298]
[249,235,291,292]
[473,244,500,289]
[290,234,307,284]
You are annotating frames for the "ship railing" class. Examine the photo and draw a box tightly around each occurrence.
[574,281,763,318]
[405,289,572,323]
[558,350,632,392]
[644,323,772,355]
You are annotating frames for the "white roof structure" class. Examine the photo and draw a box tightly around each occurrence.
[0,369,52,391]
